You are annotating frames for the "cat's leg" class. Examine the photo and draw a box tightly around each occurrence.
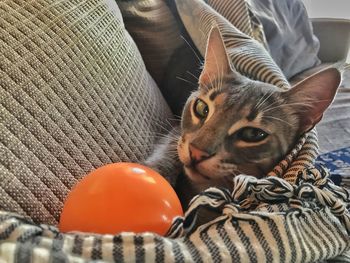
[143,126,183,187]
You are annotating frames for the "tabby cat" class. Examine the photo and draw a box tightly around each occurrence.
[145,27,341,209]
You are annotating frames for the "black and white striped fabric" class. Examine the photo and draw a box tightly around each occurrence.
[0,0,349,262]
[1,166,349,262]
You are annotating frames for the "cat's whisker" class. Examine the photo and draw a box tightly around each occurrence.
[139,134,159,139]
[215,72,223,93]
[153,133,177,140]
[140,136,169,143]
[207,43,220,93]
[167,154,179,158]
[260,101,313,113]
[214,59,221,92]
[149,129,172,138]
[202,83,210,93]
[207,70,215,90]
[219,161,251,176]
[187,70,206,90]
[217,63,224,94]
[255,92,268,109]
[186,71,199,81]
[142,119,172,136]
[150,117,174,130]
[131,143,153,148]
[261,98,332,114]
[151,120,173,134]
[188,71,211,92]
[254,90,275,111]
[211,43,224,93]
[180,35,202,63]
[220,66,224,92]
[259,97,283,113]
[176,76,198,87]
[262,115,294,127]
[167,116,181,122]
[142,132,169,138]
[173,114,182,119]
[151,129,171,135]
[164,118,175,129]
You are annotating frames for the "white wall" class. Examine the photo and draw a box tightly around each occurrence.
[302,0,350,19]
[302,0,350,62]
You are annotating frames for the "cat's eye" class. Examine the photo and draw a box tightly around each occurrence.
[193,99,209,119]
[237,127,269,143]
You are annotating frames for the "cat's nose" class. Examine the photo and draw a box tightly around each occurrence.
[189,143,211,163]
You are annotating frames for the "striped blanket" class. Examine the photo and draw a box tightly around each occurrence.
[1,0,349,262]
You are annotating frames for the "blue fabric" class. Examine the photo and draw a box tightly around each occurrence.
[316,147,350,186]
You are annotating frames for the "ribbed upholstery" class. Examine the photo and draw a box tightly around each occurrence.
[0,0,172,225]
[207,0,268,46]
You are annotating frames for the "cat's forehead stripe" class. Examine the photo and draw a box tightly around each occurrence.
[206,89,227,104]
[247,108,258,121]
[227,112,263,136]
[227,119,248,135]
[209,90,220,100]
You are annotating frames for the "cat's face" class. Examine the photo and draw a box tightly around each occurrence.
[178,77,298,186]
[177,27,341,189]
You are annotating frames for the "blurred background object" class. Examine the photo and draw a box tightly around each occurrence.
[302,0,350,62]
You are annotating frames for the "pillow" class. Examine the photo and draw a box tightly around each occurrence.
[247,0,321,78]
[0,0,172,225]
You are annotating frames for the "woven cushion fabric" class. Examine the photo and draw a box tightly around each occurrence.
[0,0,172,225]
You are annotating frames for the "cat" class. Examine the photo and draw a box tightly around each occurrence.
[145,26,341,210]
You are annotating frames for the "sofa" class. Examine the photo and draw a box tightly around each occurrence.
[1,0,350,262]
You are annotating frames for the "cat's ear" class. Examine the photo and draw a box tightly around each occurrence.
[199,26,233,86]
[284,68,341,133]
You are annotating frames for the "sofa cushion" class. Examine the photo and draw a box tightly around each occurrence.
[0,0,172,225]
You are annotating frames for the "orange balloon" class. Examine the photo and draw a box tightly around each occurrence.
[59,163,183,236]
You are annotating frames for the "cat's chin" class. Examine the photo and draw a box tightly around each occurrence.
[183,165,233,193]
[184,166,211,183]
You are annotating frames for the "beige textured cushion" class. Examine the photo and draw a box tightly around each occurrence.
[0,0,172,225]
